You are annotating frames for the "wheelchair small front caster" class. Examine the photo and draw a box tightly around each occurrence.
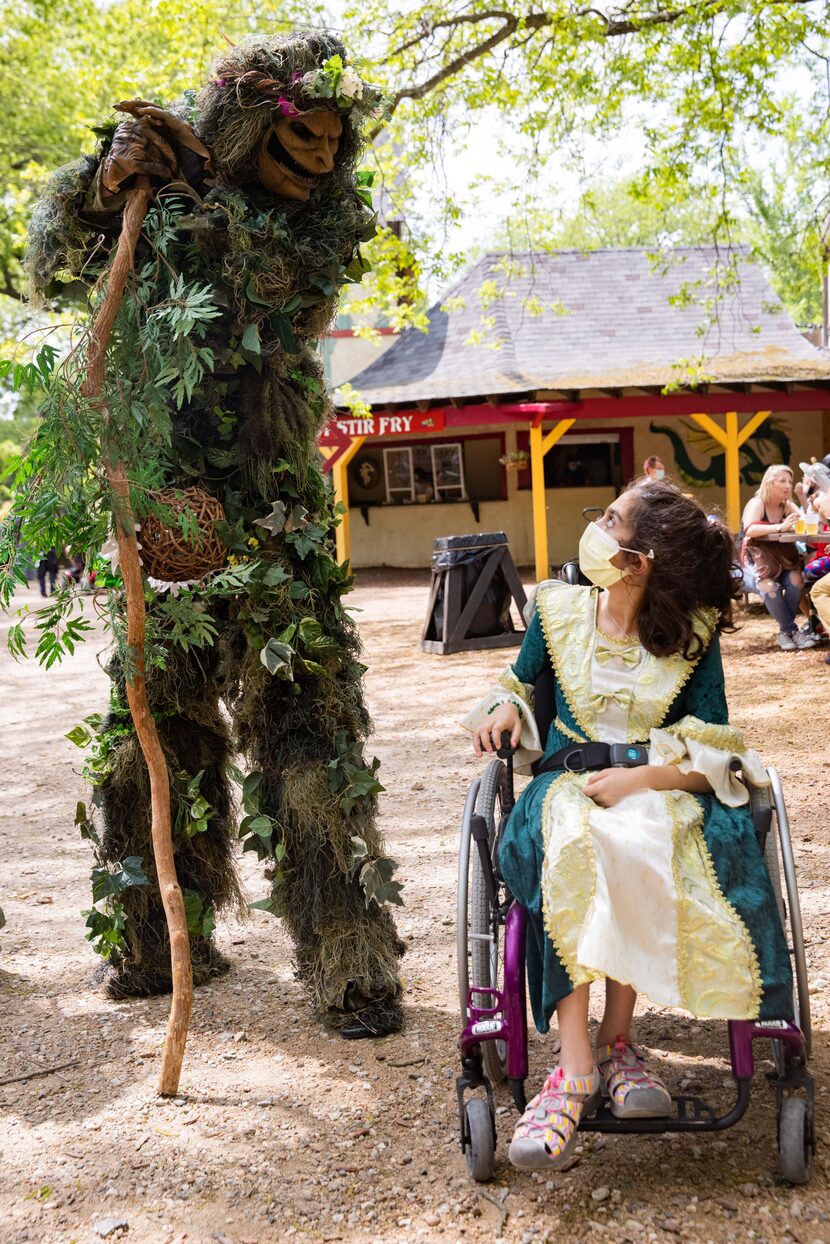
[463,1098,496,1182]
[778,1096,814,1185]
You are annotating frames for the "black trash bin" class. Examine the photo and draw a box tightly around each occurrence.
[421,532,527,654]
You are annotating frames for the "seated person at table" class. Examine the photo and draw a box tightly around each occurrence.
[806,489,830,664]
[463,481,792,1173]
[741,465,815,650]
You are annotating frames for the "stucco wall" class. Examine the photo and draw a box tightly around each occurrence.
[346,410,828,570]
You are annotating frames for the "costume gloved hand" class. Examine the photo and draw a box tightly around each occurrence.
[102,99,211,195]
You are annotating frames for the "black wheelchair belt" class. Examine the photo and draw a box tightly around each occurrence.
[536,742,649,775]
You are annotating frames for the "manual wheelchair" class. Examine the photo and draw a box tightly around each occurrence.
[455,652,815,1185]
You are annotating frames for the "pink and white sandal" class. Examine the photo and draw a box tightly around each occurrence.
[597,1036,672,1119]
[508,1066,601,1171]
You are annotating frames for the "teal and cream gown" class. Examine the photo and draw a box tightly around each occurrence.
[462,583,793,1033]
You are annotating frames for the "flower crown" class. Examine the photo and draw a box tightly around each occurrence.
[213,54,389,123]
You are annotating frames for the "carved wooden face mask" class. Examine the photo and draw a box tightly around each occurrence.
[257,109,343,201]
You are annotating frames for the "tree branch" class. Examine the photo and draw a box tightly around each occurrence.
[378,0,817,130]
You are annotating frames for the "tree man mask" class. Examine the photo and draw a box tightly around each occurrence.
[257,110,343,201]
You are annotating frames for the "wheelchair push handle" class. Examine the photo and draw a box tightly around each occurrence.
[496,729,516,760]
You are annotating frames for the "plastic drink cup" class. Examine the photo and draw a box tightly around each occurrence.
[795,515,806,535]
[806,514,819,535]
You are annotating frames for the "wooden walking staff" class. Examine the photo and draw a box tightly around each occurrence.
[81,178,193,1096]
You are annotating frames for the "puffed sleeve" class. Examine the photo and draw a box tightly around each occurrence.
[648,636,768,805]
[460,610,549,773]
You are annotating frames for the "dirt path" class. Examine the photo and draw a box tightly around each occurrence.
[0,575,827,1244]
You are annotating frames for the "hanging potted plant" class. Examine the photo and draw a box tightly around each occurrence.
[499,449,530,471]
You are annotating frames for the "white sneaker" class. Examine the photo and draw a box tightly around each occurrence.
[794,629,818,649]
[777,632,797,650]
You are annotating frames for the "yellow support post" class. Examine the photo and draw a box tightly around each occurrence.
[326,437,365,567]
[688,411,771,534]
[737,410,771,447]
[530,417,576,582]
[689,412,728,448]
[723,411,741,534]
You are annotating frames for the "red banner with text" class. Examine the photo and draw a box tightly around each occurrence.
[319,410,445,472]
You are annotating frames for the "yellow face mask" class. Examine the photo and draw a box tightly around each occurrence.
[578,522,654,589]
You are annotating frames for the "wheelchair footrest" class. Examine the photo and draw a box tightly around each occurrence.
[580,1079,752,1134]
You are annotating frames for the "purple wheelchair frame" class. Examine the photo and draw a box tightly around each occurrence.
[458,899,811,1134]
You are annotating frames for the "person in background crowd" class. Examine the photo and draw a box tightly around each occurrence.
[795,452,830,509]
[643,455,666,482]
[36,548,58,597]
[807,488,830,665]
[562,455,591,486]
[741,465,816,651]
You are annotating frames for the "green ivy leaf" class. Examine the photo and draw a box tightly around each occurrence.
[183,889,216,938]
[90,855,150,903]
[350,835,368,864]
[260,563,290,587]
[243,272,273,307]
[66,724,93,748]
[83,902,127,958]
[242,771,263,803]
[254,501,287,536]
[241,322,261,354]
[270,313,298,354]
[284,504,309,532]
[214,517,250,553]
[249,895,280,916]
[359,856,404,908]
[260,637,295,679]
[246,815,274,837]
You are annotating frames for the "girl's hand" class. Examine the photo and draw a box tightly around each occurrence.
[473,703,521,757]
[583,766,648,807]
[780,511,798,532]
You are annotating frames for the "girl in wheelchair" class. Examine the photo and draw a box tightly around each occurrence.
[463,481,793,1173]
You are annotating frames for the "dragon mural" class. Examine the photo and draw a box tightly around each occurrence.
[649,417,792,488]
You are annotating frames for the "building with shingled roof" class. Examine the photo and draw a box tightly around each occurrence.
[321,248,830,574]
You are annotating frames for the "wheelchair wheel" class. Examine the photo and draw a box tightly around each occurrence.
[463,1097,496,1182]
[765,768,811,1064]
[457,758,510,1084]
[778,1096,813,1185]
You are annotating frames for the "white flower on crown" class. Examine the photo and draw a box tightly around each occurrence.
[339,67,364,100]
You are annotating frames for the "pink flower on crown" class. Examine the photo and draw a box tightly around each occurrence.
[277,96,302,117]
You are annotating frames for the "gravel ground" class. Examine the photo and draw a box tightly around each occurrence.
[0,574,827,1244]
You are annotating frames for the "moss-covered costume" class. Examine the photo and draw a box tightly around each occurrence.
[25,32,404,1031]
[463,583,792,1033]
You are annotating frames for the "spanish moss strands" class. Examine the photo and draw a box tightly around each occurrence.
[15,29,404,1028]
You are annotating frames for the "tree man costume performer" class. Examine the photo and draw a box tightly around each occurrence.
[25,30,404,1037]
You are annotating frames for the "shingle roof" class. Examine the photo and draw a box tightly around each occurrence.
[344,248,830,407]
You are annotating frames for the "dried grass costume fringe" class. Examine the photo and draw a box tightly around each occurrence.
[26,30,404,1032]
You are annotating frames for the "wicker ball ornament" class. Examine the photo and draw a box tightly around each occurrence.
[139,488,227,582]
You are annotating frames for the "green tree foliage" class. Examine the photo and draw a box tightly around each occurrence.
[0,0,324,299]
[1,2,827,332]
[351,0,828,328]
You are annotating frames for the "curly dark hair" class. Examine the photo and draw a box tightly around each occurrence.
[621,480,741,660]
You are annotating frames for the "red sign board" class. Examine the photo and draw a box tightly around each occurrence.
[321,409,445,443]
[319,409,446,473]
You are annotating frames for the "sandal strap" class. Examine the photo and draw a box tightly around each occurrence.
[514,1066,598,1153]
[597,1038,667,1101]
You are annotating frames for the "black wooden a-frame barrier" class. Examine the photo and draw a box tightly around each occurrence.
[421,532,528,655]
